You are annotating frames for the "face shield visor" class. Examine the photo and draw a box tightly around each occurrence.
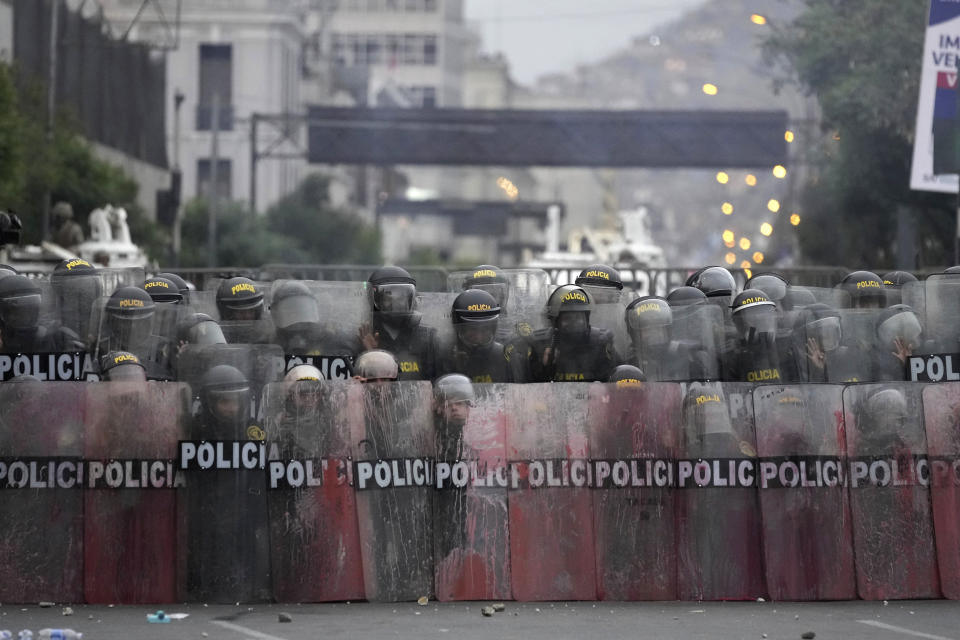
[272,293,320,330]
[556,311,590,340]
[805,316,842,352]
[472,282,509,308]
[0,293,41,330]
[206,386,251,423]
[733,304,777,339]
[219,298,264,321]
[373,283,416,318]
[456,316,498,348]
[53,275,101,336]
[878,310,922,351]
[582,284,621,305]
[107,307,155,348]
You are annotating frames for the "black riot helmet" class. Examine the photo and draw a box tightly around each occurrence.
[608,364,646,387]
[686,266,737,299]
[731,288,777,339]
[464,264,510,308]
[0,274,42,331]
[216,277,264,321]
[177,312,226,346]
[368,266,417,322]
[666,286,707,307]
[452,288,500,349]
[155,272,191,299]
[199,364,251,431]
[142,276,184,305]
[840,270,885,309]
[625,296,672,348]
[270,280,320,331]
[100,350,147,382]
[744,272,788,308]
[546,284,592,340]
[882,271,918,306]
[576,264,623,304]
[105,286,156,348]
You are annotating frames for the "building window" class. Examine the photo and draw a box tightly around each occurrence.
[331,32,437,66]
[197,44,233,131]
[196,158,232,201]
[405,85,437,108]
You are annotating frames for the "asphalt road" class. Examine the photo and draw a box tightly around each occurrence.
[2,600,960,640]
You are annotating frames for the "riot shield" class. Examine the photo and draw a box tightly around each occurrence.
[82,381,189,603]
[843,383,939,599]
[270,280,367,380]
[920,275,960,353]
[415,291,458,357]
[91,294,177,380]
[0,381,85,603]
[349,381,435,601]
[922,382,960,599]
[836,309,889,383]
[176,343,285,422]
[204,277,276,344]
[447,268,551,343]
[753,384,855,600]
[433,383,511,601]
[505,383,597,601]
[179,349,274,603]
[676,382,765,600]
[591,297,630,363]
[589,382,681,600]
[670,302,724,380]
[262,380,365,602]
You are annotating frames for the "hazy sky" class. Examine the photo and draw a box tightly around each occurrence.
[465,0,708,86]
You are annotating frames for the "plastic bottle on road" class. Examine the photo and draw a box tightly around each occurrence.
[17,631,32,640]
[37,631,82,640]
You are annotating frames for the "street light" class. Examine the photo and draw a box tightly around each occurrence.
[772,165,787,179]
[716,171,729,184]
[722,202,734,215]
[767,199,781,213]
[702,83,718,96]
[760,222,773,236]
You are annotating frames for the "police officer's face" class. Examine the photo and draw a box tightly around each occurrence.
[557,311,589,338]
[442,400,470,424]
[222,306,261,322]
[214,394,243,420]
[457,322,495,348]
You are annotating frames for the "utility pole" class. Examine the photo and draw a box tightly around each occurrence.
[42,0,60,242]
[249,113,258,215]
[208,93,220,268]
[171,88,184,267]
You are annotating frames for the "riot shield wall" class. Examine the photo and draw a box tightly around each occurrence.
[349,381,435,601]
[506,383,597,601]
[676,382,765,600]
[922,382,960,599]
[0,381,85,603]
[416,291,458,355]
[447,268,551,342]
[589,382,680,600]
[920,275,960,353]
[262,380,365,602]
[670,303,723,380]
[83,382,189,603]
[433,383,512,601]
[753,384,855,600]
[843,383,939,599]
[591,298,630,363]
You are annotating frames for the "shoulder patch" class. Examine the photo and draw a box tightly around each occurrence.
[247,425,266,441]
[504,343,514,362]
[518,322,532,337]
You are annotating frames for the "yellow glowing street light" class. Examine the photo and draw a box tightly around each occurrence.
[790,213,801,226]
[716,171,729,184]
[721,202,734,215]
[750,14,767,25]
[760,222,773,236]
[772,165,787,179]
[739,237,751,251]
[702,83,718,96]
[767,199,781,213]
[784,130,795,143]
[753,251,764,264]
[745,174,757,186]
[722,229,735,244]
[724,252,736,265]
[740,260,752,274]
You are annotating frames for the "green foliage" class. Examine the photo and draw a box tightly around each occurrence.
[764,0,952,268]
[178,174,380,267]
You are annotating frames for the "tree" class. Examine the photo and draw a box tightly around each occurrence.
[178,173,380,268]
[764,0,953,268]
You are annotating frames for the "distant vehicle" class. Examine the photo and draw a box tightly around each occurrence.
[525,205,666,271]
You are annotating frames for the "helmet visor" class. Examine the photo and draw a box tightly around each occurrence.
[878,311,922,349]
[557,311,589,338]
[805,316,841,352]
[582,284,621,305]
[374,283,416,315]
[456,321,496,348]
[735,304,777,335]
[187,320,227,346]
[272,294,320,329]
[1,294,41,330]
[472,282,508,307]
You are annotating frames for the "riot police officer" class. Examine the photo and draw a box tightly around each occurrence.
[433,373,474,460]
[726,289,783,383]
[608,364,645,387]
[50,258,101,344]
[143,276,184,305]
[875,304,923,380]
[686,266,738,306]
[462,264,533,381]
[529,284,616,382]
[839,270,886,309]
[353,349,400,382]
[666,285,707,307]
[97,286,156,355]
[625,295,708,381]
[155,272,192,304]
[270,280,355,357]
[216,276,274,344]
[358,266,438,380]
[438,289,511,383]
[0,274,82,353]
[882,270,918,307]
